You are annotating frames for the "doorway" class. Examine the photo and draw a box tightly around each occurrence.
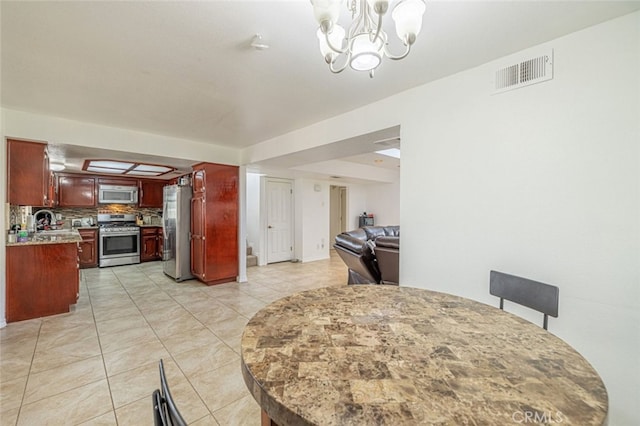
[265,178,294,264]
[329,185,347,248]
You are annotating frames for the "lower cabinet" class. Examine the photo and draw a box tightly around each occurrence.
[141,226,163,262]
[6,243,80,323]
[78,228,98,268]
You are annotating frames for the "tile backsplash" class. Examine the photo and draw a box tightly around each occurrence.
[8,205,162,228]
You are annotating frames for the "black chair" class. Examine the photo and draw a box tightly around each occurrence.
[489,270,559,330]
[152,359,187,426]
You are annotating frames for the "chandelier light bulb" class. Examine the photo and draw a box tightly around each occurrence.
[350,33,383,71]
[366,0,389,15]
[310,0,342,26]
[392,0,426,44]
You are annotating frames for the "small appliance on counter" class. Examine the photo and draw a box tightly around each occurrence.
[81,217,95,227]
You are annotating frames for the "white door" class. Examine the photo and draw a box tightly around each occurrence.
[266,179,293,263]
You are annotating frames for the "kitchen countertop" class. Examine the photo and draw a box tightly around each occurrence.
[241,285,608,425]
[6,229,83,246]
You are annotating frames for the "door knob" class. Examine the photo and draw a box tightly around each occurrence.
[268,225,273,229]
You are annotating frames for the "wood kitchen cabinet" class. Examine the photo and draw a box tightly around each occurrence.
[6,243,80,322]
[190,163,238,285]
[141,226,163,262]
[97,177,137,186]
[139,179,165,208]
[78,228,98,268]
[7,139,52,206]
[58,174,97,207]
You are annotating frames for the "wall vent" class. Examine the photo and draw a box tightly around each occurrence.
[494,49,553,94]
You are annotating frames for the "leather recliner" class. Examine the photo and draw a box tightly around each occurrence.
[375,236,400,285]
[333,226,399,285]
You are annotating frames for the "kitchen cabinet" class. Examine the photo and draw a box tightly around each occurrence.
[78,228,98,268]
[97,177,137,186]
[7,139,51,206]
[6,242,80,322]
[190,163,238,285]
[139,179,165,208]
[141,226,163,262]
[58,174,97,207]
[47,171,58,208]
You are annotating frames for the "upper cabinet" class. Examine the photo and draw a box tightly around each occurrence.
[57,174,97,207]
[97,177,137,186]
[7,139,51,206]
[139,179,165,208]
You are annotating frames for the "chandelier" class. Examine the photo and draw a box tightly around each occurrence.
[310,0,427,78]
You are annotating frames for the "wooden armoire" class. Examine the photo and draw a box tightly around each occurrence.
[190,162,239,285]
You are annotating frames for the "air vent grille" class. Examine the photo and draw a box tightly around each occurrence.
[495,49,553,94]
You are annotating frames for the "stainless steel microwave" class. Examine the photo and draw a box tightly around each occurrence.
[98,184,138,204]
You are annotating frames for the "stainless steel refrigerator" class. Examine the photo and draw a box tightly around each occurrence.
[162,184,193,281]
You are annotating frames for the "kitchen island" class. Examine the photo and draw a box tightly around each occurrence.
[6,230,82,322]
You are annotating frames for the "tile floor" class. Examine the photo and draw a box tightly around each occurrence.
[0,252,347,425]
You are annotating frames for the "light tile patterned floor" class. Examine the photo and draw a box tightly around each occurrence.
[0,252,347,425]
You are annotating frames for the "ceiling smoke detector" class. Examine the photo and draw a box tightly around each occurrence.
[250,34,269,50]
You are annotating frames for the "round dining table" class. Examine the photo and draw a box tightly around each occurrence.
[241,285,608,425]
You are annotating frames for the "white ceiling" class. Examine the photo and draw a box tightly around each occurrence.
[2,1,639,180]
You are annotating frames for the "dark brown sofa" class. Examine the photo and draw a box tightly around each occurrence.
[375,236,400,285]
[333,226,399,285]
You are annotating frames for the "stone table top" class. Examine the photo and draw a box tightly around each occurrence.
[241,285,608,426]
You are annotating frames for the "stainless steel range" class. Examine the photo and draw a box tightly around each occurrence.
[98,213,140,267]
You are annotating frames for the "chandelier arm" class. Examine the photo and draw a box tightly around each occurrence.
[324,30,347,55]
[328,57,350,74]
[328,49,352,74]
[370,11,383,44]
[348,1,365,40]
[383,42,412,61]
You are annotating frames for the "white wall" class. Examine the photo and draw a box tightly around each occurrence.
[296,178,330,262]
[364,180,400,226]
[345,183,367,230]
[400,14,638,424]
[246,173,261,260]
[238,13,640,424]
[2,109,240,166]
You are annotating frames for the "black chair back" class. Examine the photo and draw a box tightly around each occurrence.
[490,270,559,330]
[152,359,187,426]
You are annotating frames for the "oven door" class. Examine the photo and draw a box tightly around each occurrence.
[99,231,140,266]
